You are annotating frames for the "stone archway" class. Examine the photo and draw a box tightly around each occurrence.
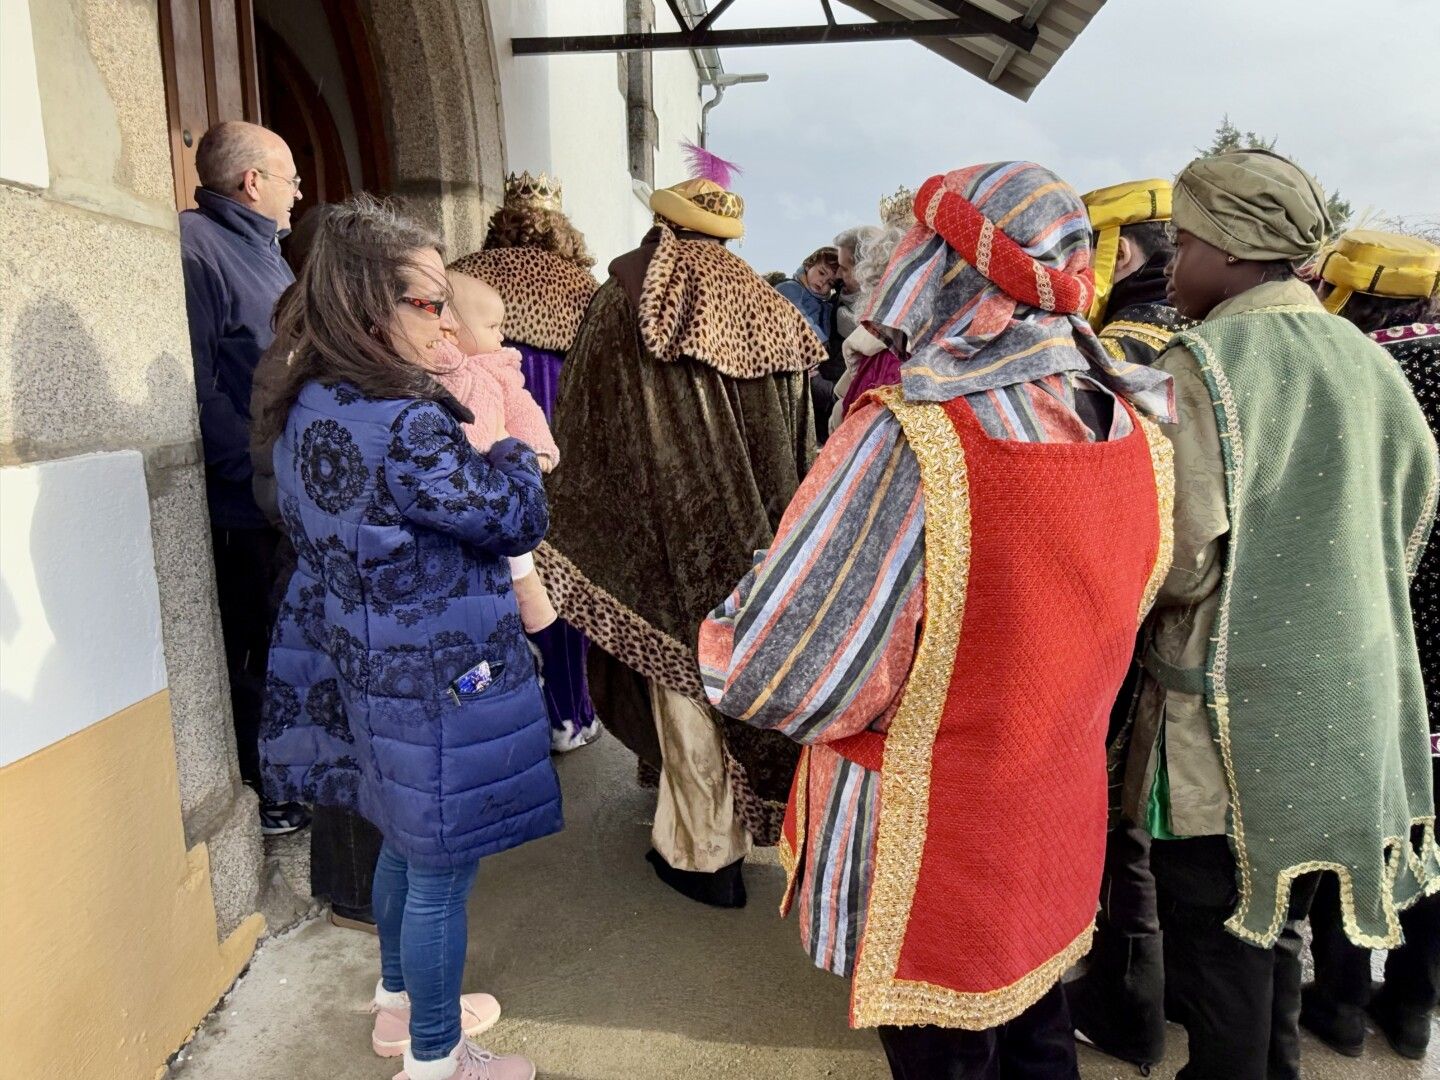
[359,0,507,253]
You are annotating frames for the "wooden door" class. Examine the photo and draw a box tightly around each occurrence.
[256,21,351,210]
[157,0,260,211]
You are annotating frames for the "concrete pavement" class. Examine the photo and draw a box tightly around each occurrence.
[170,735,1435,1080]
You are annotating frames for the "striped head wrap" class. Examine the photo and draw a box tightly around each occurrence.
[864,162,1175,421]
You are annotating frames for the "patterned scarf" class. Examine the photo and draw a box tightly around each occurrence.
[865,162,1175,422]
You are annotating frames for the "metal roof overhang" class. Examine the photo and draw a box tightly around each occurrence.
[510,0,1107,101]
[838,0,1106,101]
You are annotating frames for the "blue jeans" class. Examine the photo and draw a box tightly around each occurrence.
[373,843,481,1061]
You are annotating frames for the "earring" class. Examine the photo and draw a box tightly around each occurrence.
[1226,255,1239,264]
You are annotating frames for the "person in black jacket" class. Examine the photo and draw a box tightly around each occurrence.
[180,120,306,836]
[1064,179,1194,1072]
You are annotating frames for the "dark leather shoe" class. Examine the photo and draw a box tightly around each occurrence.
[1300,983,1366,1057]
[645,849,747,908]
[329,904,378,934]
[1368,989,1430,1060]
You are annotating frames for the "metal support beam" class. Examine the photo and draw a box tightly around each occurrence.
[694,0,735,34]
[987,0,1050,82]
[512,15,1038,56]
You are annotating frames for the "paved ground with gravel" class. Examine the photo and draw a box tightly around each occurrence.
[170,734,1434,1080]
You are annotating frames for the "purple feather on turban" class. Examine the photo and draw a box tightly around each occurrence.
[682,140,742,189]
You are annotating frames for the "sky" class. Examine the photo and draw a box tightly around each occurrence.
[702,0,1440,275]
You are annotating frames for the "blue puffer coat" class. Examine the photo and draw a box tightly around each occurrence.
[261,380,563,867]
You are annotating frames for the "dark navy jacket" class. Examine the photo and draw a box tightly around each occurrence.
[260,381,563,867]
[180,188,294,529]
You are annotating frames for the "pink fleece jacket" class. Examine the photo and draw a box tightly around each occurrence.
[428,340,558,633]
[429,342,559,469]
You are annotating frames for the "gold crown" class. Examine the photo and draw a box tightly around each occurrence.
[504,171,563,212]
[879,185,916,228]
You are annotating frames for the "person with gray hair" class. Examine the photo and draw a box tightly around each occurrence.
[832,224,880,340]
[180,120,306,837]
[827,203,915,433]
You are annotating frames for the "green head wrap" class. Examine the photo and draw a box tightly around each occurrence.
[1173,149,1332,262]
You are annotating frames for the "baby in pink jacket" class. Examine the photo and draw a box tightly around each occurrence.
[429,274,558,632]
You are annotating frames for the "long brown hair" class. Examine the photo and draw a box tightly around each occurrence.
[256,195,446,445]
[482,204,595,269]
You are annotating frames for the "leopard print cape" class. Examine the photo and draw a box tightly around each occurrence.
[534,541,705,700]
[448,247,599,353]
[638,224,827,379]
[533,541,789,845]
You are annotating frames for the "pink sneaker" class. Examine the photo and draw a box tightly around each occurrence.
[372,991,502,1058]
[393,1039,536,1080]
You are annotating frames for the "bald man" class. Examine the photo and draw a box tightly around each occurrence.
[180,121,306,837]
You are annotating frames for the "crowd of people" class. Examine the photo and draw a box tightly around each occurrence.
[180,119,1439,1080]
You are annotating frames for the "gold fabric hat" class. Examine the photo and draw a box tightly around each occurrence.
[505,171,563,213]
[650,178,744,240]
[1081,178,1173,328]
[1318,229,1440,314]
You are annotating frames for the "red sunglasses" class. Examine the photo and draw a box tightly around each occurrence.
[399,296,447,318]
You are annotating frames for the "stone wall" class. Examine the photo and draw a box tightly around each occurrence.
[362,0,508,254]
[0,0,261,936]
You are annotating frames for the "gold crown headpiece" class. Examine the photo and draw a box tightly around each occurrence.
[504,171,563,213]
[879,186,917,228]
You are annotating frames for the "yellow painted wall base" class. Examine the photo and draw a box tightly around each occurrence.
[0,691,263,1079]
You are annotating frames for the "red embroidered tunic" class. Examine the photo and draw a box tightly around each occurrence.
[776,389,1169,1027]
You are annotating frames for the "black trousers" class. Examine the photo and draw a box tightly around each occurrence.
[1063,818,1166,1064]
[211,525,282,791]
[1097,819,1160,935]
[310,805,384,920]
[1310,761,1440,1018]
[811,375,836,446]
[1153,836,1320,1080]
[877,984,1078,1080]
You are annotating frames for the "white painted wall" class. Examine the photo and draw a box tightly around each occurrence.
[485,0,705,269]
[0,0,50,189]
[0,452,168,766]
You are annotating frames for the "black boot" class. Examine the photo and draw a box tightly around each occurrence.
[1304,868,1373,1058]
[645,849,747,908]
[1067,928,1166,1068]
[1298,983,1365,1057]
[1368,987,1431,1060]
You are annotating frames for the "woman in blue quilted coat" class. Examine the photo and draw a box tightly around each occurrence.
[256,196,560,1080]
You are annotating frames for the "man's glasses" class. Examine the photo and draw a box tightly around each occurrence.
[399,296,448,318]
[256,169,302,192]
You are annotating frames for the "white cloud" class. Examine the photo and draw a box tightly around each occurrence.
[703,0,1440,273]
